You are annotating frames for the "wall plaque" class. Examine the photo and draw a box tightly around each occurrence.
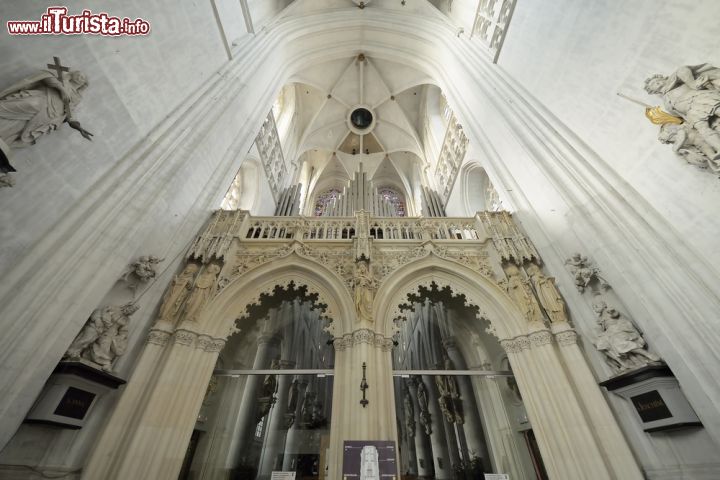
[53,386,96,420]
[25,361,125,428]
[630,390,672,423]
[600,364,702,432]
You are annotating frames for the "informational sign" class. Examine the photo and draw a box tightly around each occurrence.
[630,390,673,423]
[342,440,397,479]
[53,386,96,420]
[484,474,510,480]
[270,472,296,480]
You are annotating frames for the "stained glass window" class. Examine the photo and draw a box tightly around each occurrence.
[314,188,342,216]
[378,187,406,217]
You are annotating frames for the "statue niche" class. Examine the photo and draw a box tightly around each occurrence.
[0,57,92,186]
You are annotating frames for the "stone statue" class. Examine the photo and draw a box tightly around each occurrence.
[565,253,607,293]
[300,389,316,426]
[526,263,567,324]
[124,255,164,284]
[182,264,221,323]
[285,378,300,428]
[645,64,720,161]
[416,379,432,435]
[434,355,464,425]
[403,386,415,438]
[157,263,198,322]
[354,260,376,322]
[64,303,139,371]
[0,65,92,185]
[592,300,660,372]
[261,359,279,398]
[658,122,720,171]
[504,264,542,323]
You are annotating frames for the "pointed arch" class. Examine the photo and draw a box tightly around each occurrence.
[374,255,526,340]
[198,252,355,339]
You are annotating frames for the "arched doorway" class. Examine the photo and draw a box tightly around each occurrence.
[184,282,335,479]
[391,281,542,479]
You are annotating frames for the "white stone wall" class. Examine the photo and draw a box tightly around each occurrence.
[499,1,720,477]
[0,0,229,273]
[499,0,720,272]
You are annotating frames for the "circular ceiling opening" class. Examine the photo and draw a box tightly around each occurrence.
[350,108,373,130]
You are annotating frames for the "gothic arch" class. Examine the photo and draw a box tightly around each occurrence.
[374,255,526,340]
[197,253,355,339]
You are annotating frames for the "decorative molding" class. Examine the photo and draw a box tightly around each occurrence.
[255,109,288,200]
[528,330,553,348]
[173,329,198,346]
[147,329,172,347]
[197,335,226,353]
[555,330,578,346]
[333,328,394,351]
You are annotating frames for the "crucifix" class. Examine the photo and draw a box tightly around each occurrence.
[47,56,70,86]
[360,362,369,408]
[45,56,94,141]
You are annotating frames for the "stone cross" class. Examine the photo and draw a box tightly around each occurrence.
[47,56,70,84]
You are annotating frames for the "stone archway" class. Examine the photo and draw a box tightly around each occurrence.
[83,254,356,480]
[374,257,643,480]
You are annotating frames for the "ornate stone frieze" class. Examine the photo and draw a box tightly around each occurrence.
[554,330,578,346]
[478,211,539,264]
[372,241,494,285]
[147,329,172,347]
[332,329,394,351]
[173,329,198,346]
[231,242,355,294]
[500,336,531,354]
[528,330,553,348]
[197,335,226,353]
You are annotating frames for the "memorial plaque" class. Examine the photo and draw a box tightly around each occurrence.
[631,390,672,423]
[53,386,96,420]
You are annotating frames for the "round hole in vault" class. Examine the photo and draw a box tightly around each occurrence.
[350,108,373,130]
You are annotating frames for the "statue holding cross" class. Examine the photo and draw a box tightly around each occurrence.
[0,56,92,186]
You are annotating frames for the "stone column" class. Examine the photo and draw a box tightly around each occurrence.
[84,325,226,480]
[551,321,644,480]
[471,371,530,480]
[406,377,432,477]
[443,337,488,461]
[258,360,295,477]
[326,329,398,480]
[224,333,277,469]
[282,377,308,470]
[422,375,453,479]
[439,404,461,469]
[82,321,175,478]
[500,324,616,479]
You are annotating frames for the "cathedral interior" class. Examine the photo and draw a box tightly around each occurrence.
[0,1,719,479]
